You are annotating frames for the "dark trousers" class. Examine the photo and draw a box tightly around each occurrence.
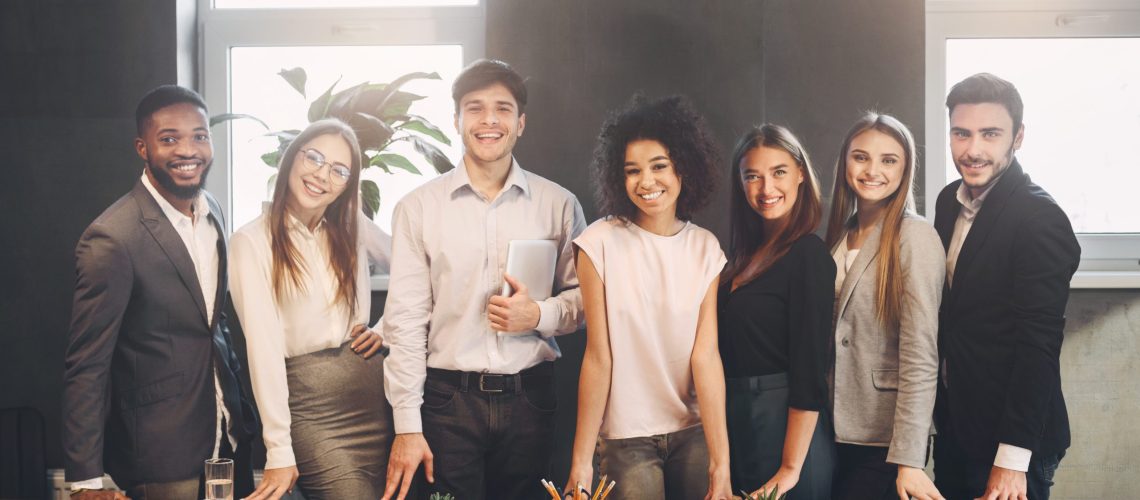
[933,434,1062,500]
[725,372,835,500]
[121,423,254,500]
[833,443,901,500]
[419,362,556,500]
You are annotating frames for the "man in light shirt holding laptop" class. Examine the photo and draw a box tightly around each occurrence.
[381,59,586,500]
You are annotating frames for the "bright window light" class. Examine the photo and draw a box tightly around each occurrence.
[946,38,1140,234]
[228,45,464,233]
[215,0,477,8]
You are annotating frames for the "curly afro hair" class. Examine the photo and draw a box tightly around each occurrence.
[590,94,721,222]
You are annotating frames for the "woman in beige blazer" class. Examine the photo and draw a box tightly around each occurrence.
[824,113,945,500]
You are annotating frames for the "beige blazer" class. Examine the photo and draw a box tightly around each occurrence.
[830,214,944,469]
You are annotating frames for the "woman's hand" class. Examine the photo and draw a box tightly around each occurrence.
[896,465,944,500]
[349,324,384,358]
[244,465,299,500]
[563,464,594,499]
[705,464,733,500]
[752,465,800,499]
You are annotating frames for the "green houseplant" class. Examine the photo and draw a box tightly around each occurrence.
[212,67,455,219]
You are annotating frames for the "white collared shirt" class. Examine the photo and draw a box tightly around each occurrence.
[228,208,372,469]
[382,158,586,434]
[944,172,1033,472]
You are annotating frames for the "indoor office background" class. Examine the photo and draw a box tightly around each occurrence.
[1,0,1138,499]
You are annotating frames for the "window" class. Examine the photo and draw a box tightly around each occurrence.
[925,0,1140,288]
[200,1,484,286]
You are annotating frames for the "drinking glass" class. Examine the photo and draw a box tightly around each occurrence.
[204,458,234,500]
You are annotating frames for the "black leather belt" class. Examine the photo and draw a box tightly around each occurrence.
[427,361,553,394]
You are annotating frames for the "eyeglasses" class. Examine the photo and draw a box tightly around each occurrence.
[299,148,352,185]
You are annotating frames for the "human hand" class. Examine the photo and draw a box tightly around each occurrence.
[975,466,1027,500]
[70,490,130,500]
[896,465,944,500]
[244,465,299,500]
[705,464,733,500]
[382,433,434,500]
[488,274,540,333]
[752,465,799,499]
[562,465,593,498]
[348,324,384,358]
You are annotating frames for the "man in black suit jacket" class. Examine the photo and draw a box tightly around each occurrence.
[932,73,1080,500]
[63,86,258,500]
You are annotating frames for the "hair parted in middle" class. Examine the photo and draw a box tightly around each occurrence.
[825,111,918,329]
[268,118,363,320]
[723,123,823,288]
[590,93,720,223]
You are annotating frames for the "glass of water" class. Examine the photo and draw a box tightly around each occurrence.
[204,458,234,500]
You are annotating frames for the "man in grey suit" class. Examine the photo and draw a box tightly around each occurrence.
[63,85,257,500]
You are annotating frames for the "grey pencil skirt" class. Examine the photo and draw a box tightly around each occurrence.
[285,341,393,500]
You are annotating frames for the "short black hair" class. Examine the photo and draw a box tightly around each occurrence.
[451,59,527,114]
[946,72,1024,133]
[135,85,209,136]
[591,94,720,222]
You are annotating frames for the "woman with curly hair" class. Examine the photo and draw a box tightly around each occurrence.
[719,124,836,499]
[564,95,733,500]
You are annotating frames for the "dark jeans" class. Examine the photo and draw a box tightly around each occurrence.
[725,372,835,500]
[419,362,556,500]
[833,443,901,500]
[933,435,1063,500]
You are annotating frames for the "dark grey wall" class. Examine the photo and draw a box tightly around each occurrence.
[0,1,181,467]
[487,0,924,485]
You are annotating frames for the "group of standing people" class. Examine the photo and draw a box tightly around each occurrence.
[62,58,1079,500]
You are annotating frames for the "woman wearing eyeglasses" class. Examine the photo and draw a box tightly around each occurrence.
[229,119,392,500]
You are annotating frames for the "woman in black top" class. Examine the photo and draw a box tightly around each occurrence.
[720,124,836,499]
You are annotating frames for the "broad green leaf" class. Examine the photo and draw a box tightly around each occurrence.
[278,67,308,98]
[266,173,278,199]
[368,155,392,174]
[377,153,420,175]
[353,112,395,151]
[261,150,281,168]
[377,91,426,118]
[373,72,440,114]
[210,113,268,129]
[326,81,368,120]
[264,129,300,143]
[360,179,381,220]
[307,76,342,123]
[398,115,451,146]
[409,136,454,173]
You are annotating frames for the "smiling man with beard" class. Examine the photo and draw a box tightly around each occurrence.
[63,85,258,500]
[932,73,1080,500]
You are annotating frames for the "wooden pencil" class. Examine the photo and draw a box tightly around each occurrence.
[598,480,616,500]
[540,479,560,500]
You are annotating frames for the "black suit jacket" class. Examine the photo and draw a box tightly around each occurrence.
[63,181,258,486]
[933,160,1080,462]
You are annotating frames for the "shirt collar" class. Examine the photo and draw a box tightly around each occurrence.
[261,201,326,237]
[954,168,1007,213]
[141,170,210,226]
[447,157,531,198]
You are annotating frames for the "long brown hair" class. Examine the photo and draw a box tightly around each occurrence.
[269,119,363,319]
[724,124,823,288]
[825,112,917,329]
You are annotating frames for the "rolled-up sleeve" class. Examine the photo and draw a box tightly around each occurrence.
[535,195,587,337]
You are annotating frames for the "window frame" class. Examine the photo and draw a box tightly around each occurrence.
[925,0,1140,288]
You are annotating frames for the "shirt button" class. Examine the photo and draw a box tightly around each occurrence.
[841,338,850,347]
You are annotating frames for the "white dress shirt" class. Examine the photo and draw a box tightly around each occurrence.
[228,209,372,469]
[73,173,233,490]
[383,159,586,434]
[945,174,1033,472]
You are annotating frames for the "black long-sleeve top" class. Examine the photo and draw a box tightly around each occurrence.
[718,234,836,411]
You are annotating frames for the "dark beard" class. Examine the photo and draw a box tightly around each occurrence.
[147,159,211,199]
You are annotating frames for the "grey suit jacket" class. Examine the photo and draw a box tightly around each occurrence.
[62,180,256,486]
[830,214,944,468]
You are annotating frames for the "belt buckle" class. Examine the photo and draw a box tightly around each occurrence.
[478,374,504,393]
